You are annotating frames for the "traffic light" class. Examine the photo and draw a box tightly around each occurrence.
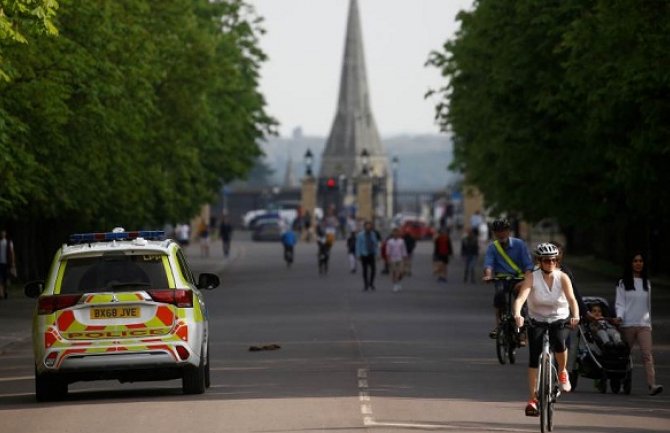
[326,177,337,189]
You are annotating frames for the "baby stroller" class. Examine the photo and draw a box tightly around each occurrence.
[569,296,633,394]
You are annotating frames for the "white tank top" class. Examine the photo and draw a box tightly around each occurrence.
[527,269,569,322]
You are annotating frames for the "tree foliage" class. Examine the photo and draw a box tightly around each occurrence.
[0,0,275,277]
[428,0,670,268]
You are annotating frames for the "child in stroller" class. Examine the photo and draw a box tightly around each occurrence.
[587,303,625,349]
[570,296,632,394]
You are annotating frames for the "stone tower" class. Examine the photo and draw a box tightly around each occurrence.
[319,0,390,217]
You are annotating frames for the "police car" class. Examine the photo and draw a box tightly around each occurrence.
[24,228,219,401]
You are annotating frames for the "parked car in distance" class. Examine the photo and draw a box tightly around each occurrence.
[252,221,283,241]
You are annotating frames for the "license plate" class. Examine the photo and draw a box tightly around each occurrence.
[90,306,140,319]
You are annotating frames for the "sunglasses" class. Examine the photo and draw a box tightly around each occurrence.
[541,258,558,264]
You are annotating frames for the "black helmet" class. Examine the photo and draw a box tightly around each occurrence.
[491,218,511,232]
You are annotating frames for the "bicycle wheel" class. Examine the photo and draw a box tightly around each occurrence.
[496,325,508,365]
[539,355,551,433]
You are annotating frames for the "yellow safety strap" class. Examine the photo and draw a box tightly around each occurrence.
[493,240,524,278]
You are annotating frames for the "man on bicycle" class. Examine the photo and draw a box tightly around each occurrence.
[513,243,580,416]
[483,218,534,339]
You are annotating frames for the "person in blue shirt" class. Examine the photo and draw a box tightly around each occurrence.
[280,228,298,268]
[355,221,380,291]
[483,218,534,338]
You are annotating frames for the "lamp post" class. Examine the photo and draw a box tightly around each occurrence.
[304,148,313,177]
[360,148,370,176]
[392,156,399,216]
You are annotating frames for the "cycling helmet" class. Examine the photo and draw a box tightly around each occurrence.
[534,242,559,258]
[491,218,511,232]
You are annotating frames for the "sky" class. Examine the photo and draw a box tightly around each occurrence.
[247,0,473,138]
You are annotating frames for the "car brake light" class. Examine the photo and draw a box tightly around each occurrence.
[175,346,190,360]
[38,294,82,315]
[147,289,193,308]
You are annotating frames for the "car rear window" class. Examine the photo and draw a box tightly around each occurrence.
[59,254,169,294]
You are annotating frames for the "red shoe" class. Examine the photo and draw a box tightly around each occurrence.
[525,399,539,417]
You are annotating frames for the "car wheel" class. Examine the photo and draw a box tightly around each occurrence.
[205,344,211,389]
[35,369,68,402]
[182,349,206,395]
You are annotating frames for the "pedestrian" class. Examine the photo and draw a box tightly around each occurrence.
[175,223,190,247]
[302,210,313,242]
[355,221,380,291]
[281,226,298,268]
[433,228,453,282]
[219,215,233,258]
[380,234,390,275]
[402,229,416,277]
[347,231,357,273]
[386,228,408,292]
[461,227,479,283]
[197,218,210,258]
[478,220,489,252]
[613,251,663,396]
[0,229,16,299]
[470,210,483,235]
[316,225,331,275]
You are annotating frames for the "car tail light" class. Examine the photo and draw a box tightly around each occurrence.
[176,346,190,360]
[38,294,82,315]
[147,289,193,308]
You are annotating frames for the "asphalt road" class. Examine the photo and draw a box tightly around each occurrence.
[0,234,668,433]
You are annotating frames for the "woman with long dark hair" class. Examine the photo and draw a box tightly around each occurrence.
[614,252,663,396]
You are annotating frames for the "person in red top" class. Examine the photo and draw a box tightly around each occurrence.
[433,228,453,282]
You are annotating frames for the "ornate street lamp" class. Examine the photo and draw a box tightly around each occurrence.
[360,148,370,176]
[392,156,399,215]
[304,148,313,177]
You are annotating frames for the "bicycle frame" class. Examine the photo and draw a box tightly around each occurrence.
[493,275,524,365]
[534,322,561,433]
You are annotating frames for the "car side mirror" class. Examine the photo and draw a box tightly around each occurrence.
[25,280,45,298]
[197,273,220,290]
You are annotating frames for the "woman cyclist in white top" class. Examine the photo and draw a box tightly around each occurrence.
[513,243,580,416]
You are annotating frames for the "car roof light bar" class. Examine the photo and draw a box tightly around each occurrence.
[69,230,165,244]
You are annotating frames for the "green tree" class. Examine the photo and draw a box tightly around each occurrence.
[429,0,670,268]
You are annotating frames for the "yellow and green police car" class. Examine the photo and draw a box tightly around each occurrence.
[24,228,219,401]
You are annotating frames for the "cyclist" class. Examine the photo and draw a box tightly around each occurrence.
[280,227,298,268]
[483,218,534,339]
[512,242,580,416]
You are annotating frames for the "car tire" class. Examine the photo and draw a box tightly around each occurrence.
[182,350,206,395]
[204,344,211,389]
[35,369,68,402]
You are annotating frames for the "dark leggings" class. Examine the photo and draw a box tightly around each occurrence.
[527,319,570,368]
[360,255,376,288]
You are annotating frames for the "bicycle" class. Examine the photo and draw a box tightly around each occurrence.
[490,274,525,365]
[531,319,567,433]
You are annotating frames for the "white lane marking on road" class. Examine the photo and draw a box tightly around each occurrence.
[357,368,375,425]
[0,375,33,382]
[363,420,535,432]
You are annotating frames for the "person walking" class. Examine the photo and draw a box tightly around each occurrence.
[386,228,408,292]
[402,230,416,277]
[0,229,16,299]
[316,225,331,275]
[355,221,380,291]
[433,228,453,282]
[614,251,663,396]
[461,227,479,283]
[347,231,357,273]
[219,215,233,258]
[197,218,210,258]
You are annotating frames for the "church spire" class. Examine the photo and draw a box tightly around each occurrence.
[319,0,386,179]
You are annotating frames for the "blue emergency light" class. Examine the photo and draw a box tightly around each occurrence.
[69,230,165,244]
